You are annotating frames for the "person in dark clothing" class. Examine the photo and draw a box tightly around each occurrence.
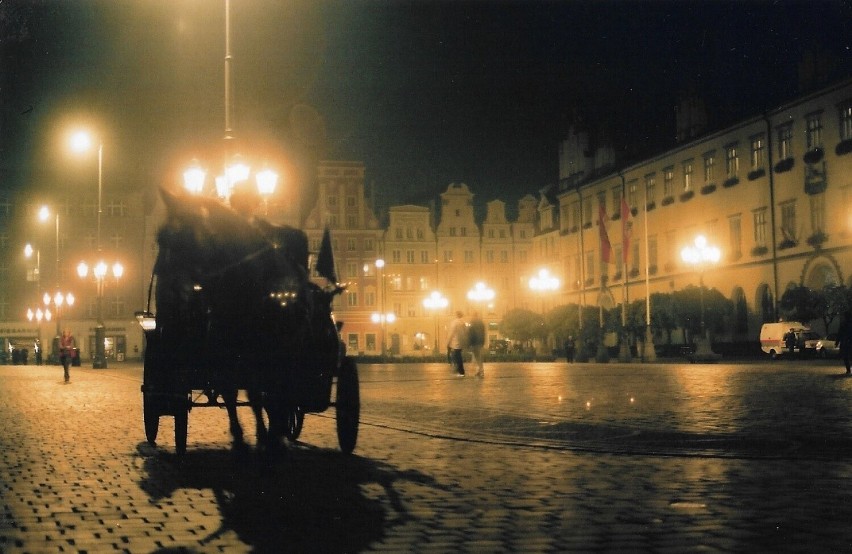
[565,336,576,362]
[784,329,797,357]
[468,312,486,378]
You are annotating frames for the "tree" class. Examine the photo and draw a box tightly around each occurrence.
[779,285,823,326]
[499,308,543,344]
[819,284,851,334]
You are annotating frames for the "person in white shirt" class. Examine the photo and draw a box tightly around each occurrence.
[446,311,467,376]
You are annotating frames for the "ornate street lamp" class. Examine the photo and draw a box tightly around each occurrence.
[423,290,448,354]
[529,269,560,355]
[78,260,123,368]
[680,235,722,360]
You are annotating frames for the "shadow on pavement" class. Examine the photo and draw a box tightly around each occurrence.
[136,442,441,553]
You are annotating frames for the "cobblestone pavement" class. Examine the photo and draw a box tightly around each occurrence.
[1,359,852,552]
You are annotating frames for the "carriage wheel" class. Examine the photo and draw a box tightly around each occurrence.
[143,394,160,445]
[174,408,188,456]
[335,358,360,454]
[285,407,304,441]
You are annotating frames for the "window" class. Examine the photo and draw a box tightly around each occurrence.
[443,250,453,262]
[347,238,356,251]
[487,229,495,238]
[499,230,506,238]
[406,250,415,263]
[486,250,494,263]
[663,167,674,197]
[750,134,766,168]
[806,112,823,149]
[586,251,595,281]
[347,291,358,307]
[628,180,638,208]
[810,193,825,234]
[460,227,467,237]
[327,196,337,207]
[416,228,424,240]
[420,250,429,263]
[395,228,403,239]
[777,123,793,159]
[570,201,580,229]
[583,201,592,226]
[645,173,656,204]
[649,236,658,269]
[519,229,527,239]
[110,295,125,317]
[346,215,357,228]
[500,250,508,263]
[703,152,715,182]
[392,250,401,263]
[347,196,356,207]
[631,243,640,272]
[110,233,123,250]
[725,144,739,176]
[364,238,374,252]
[107,200,127,217]
[597,191,607,214]
[347,334,359,351]
[682,160,693,191]
[365,290,376,307]
[449,227,456,237]
[366,333,376,352]
[406,227,413,239]
[346,262,358,278]
[464,250,474,263]
[840,101,852,141]
[407,303,417,317]
[780,201,797,242]
[753,208,767,247]
[611,187,621,211]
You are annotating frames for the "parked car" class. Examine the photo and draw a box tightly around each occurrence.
[816,333,840,358]
[800,331,822,355]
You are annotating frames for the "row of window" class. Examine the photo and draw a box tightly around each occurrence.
[560,101,851,229]
[0,200,132,219]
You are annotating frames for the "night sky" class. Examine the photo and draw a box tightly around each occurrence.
[2,0,851,218]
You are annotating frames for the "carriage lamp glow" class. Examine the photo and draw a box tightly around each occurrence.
[134,311,156,331]
[183,159,280,215]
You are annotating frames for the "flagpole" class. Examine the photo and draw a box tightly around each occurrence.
[643,176,656,361]
[618,175,631,362]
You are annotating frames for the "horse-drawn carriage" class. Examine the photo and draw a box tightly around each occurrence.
[137,188,359,455]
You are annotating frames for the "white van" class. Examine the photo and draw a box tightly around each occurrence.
[760,322,809,359]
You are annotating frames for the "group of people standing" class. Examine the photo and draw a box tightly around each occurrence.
[446,311,486,378]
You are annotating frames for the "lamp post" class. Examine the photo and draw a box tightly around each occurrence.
[78,260,123,368]
[25,306,45,364]
[42,291,74,363]
[423,290,448,354]
[375,259,387,356]
[371,311,395,359]
[183,159,280,217]
[680,235,721,360]
[528,269,560,354]
[68,131,103,252]
[466,281,495,310]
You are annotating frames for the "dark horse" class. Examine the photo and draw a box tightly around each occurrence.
[153,187,340,452]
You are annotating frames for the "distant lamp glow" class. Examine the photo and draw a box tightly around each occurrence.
[24,244,33,258]
[38,205,50,222]
[215,175,231,199]
[69,130,93,154]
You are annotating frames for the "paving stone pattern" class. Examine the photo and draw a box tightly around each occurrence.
[0,360,851,552]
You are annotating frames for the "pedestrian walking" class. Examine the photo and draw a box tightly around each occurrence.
[784,328,797,357]
[468,311,486,378]
[59,329,76,383]
[446,311,467,376]
[837,313,852,374]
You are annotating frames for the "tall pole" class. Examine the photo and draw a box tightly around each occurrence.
[94,144,107,369]
[224,0,233,142]
[54,213,60,340]
[643,174,656,361]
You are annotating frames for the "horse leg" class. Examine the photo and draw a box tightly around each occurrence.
[248,389,269,449]
[220,388,246,449]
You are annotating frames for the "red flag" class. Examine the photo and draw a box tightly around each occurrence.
[621,196,633,264]
[598,203,612,264]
